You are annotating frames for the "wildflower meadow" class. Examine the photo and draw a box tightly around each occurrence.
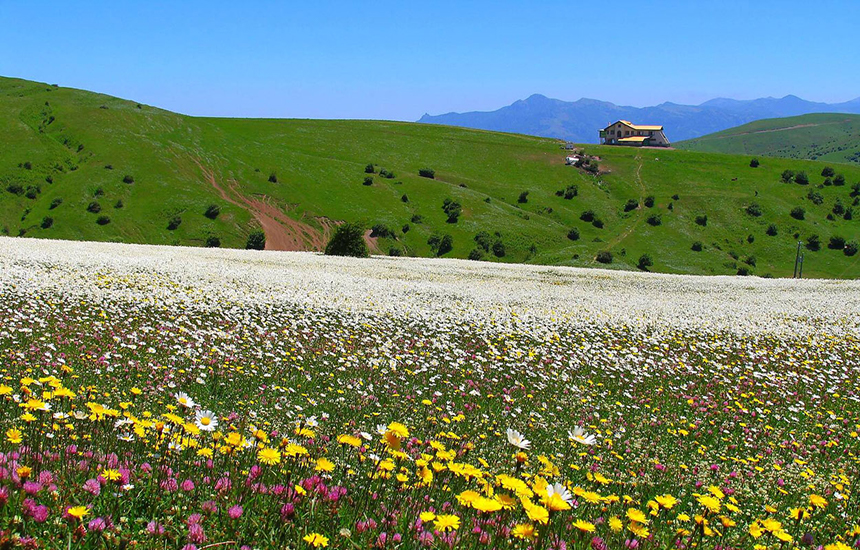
[0,237,858,550]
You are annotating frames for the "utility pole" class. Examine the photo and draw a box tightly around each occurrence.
[793,241,803,278]
[798,252,804,278]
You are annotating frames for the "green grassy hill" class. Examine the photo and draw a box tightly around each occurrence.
[676,113,860,164]
[2,76,859,278]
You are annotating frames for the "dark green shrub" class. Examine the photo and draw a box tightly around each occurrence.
[41,216,53,229]
[823,178,833,186]
[402,224,410,233]
[411,214,423,224]
[580,210,595,222]
[821,166,835,177]
[22,161,32,170]
[691,241,704,252]
[829,236,845,250]
[25,186,39,199]
[370,224,395,239]
[94,187,104,197]
[87,201,101,213]
[637,253,653,270]
[123,174,134,184]
[807,190,823,205]
[844,207,854,220]
[750,158,760,168]
[832,200,845,216]
[563,185,578,199]
[205,235,221,248]
[517,191,529,204]
[379,168,395,179]
[442,198,461,223]
[268,172,278,183]
[363,176,373,186]
[745,255,756,266]
[737,266,751,276]
[418,168,435,179]
[325,223,368,257]
[747,234,755,244]
[492,240,506,258]
[646,214,662,226]
[644,196,655,208]
[388,247,402,257]
[205,204,221,219]
[96,215,110,225]
[567,228,580,241]
[806,234,820,251]
[401,194,409,203]
[428,234,453,256]
[834,174,846,186]
[468,248,484,261]
[6,184,24,195]
[114,200,123,209]
[781,169,794,183]
[45,175,53,184]
[592,218,604,229]
[766,224,778,236]
[595,251,612,264]
[795,171,809,185]
[365,164,375,174]
[790,206,805,220]
[624,199,639,212]
[695,214,707,226]
[474,231,492,251]
[845,241,858,256]
[246,229,266,250]
[851,182,860,197]
[167,216,182,230]
[746,203,763,216]
[49,197,62,209]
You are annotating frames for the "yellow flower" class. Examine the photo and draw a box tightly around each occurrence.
[697,495,721,514]
[789,507,805,521]
[472,496,503,513]
[761,518,782,533]
[809,494,828,509]
[774,530,793,543]
[609,516,623,532]
[655,494,678,509]
[627,508,649,524]
[574,519,595,533]
[419,511,436,522]
[315,457,335,472]
[101,469,121,481]
[5,428,22,444]
[457,490,481,506]
[433,514,460,532]
[67,506,89,520]
[824,543,852,550]
[303,533,329,548]
[284,443,309,457]
[629,522,650,538]
[337,434,361,447]
[258,447,281,466]
[525,505,549,525]
[512,524,536,540]
[387,422,409,438]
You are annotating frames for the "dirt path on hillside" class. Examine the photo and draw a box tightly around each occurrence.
[598,154,647,260]
[706,120,849,140]
[195,161,381,253]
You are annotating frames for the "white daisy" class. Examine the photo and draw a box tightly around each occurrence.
[506,428,531,450]
[194,409,218,432]
[547,482,573,505]
[175,392,196,409]
[568,426,597,446]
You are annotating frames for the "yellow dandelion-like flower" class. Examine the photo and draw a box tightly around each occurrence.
[5,428,22,444]
[258,447,281,466]
[67,506,89,520]
[809,494,828,509]
[315,457,335,472]
[627,508,649,524]
[433,514,460,532]
[511,524,536,540]
[574,519,596,533]
[303,533,329,548]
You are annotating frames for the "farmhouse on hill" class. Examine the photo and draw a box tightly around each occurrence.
[599,120,670,147]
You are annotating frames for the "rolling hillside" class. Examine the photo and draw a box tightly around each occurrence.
[1,76,859,278]
[676,113,860,164]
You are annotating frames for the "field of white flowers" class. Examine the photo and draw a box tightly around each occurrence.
[0,237,858,550]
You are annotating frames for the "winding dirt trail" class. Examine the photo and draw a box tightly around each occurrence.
[599,153,647,258]
[195,161,381,253]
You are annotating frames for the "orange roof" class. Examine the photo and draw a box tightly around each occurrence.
[618,136,650,142]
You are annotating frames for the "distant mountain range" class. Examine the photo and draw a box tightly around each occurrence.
[418,94,860,143]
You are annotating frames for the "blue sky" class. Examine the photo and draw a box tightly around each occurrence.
[1,1,858,121]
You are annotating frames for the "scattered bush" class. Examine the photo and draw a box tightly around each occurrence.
[821,166,835,177]
[167,216,182,230]
[595,251,613,264]
[807,190,823,205]
[592,218,604,229]
[624,199,639,212]
[746,203,763,217]
[844,207,854,221]
[87,201,102,213]
[644,196,655,208]
[268,172,278,183]
[428,234,453,256]
[747,234,755,244]
[22,161,32,170]
[370,224,395,239]
[401,224,410,234]
[246,229,266,250]
[114,200,124,209]
[580,210,595,222]
[418,168,435,179]
[845,241,858,256]
[45,175,53,184]
[790,206,805,220]
[637,253,653,270]
[379,168,396,179]
[795,171,809,185]
[205,235,221,248]
[806,234,820,251]
[123,175,134,184]
[94,187,104,197]
[745,255,756,267]
[474,231,492,251]
[105,164,113,170]
[401,194,409,203]
[363,176,373,186]
[411,214,423,224]
[325,223,367,257]
[517,191,529,204]
[205,204,221,219]
[364,164,375,174]
[851,182,860,197]
[695,214,708,226]
[829,236,846,250]
[468,248,484,261]
[567,228,580,241]
[491,240,506,258]
[442,198,461,223]
[737,266,751,276]
[834,174,846,186]
[766,223,778,236]
[823,177,833,186]
[750,158,760,168]
[691,241,704,252]
[646,214,662,226]
[388,247,402,257]
[40,216,53,229]
[6,184,24,196]
[49,198,62,209]
[781,169,795,183]
[96,215,110,225]
[832,200,845,216]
